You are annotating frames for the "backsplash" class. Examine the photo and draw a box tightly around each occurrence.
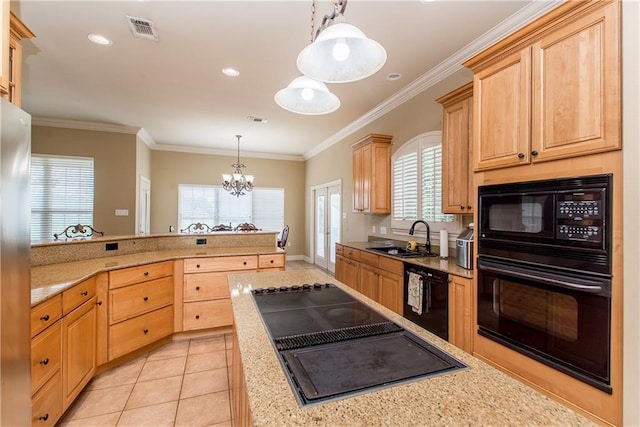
[31,232,278,266]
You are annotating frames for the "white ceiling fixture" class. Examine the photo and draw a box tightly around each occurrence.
[87,34,112,46]
[275,75,340,115]
[126,16,159,41]
[297,0,386,84]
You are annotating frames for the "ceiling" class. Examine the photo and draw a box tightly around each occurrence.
[14,1,558,160]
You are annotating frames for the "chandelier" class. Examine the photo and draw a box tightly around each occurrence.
[221,135,254,197]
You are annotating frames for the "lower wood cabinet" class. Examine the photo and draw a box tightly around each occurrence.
[108,305,174,361]
[183,299,233,330]
[335,244,360,291]
[448,274,473,353]
[231,330,252,426]
[358,250,404,315]
[31,370,62,427]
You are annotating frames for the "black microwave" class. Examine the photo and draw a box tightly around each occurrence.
[477,174,612,275]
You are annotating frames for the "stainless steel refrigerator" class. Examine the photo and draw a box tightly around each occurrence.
[0,97,32,425]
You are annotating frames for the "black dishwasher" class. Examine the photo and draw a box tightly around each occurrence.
[403,265,448,340]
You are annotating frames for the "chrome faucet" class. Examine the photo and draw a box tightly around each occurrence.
[409,220,431,254]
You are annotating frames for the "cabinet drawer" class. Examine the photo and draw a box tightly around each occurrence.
[344,247,360,261]
[62,277,96,316]
[109,261,173,289]
[184,256,258,273]
[258,254,285,269]
[32,370,62,427]
[379,257,403,275]
[109,276,174,325]
[336,244,344,256]
[31,321,61,395]
[31,295,62,338]
[184,272,230,302]
[108,305,174,361]
[360,251,379,267]
[183,299,233,331]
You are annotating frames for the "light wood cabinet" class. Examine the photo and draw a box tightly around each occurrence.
[352,134,392,214]
[62,296,96,410]
[448,275,473,353]
[437,82,474,213]
[31,321,62,395]
[31,371,62,427]
[0,1,10,98]
[231,331,252,426]
[31,294,62,338]
[358,250,404,315]
[6,12,34,106]
[107,262,174,360]
[335,244,360,291]
[467,1,620,172]
[258,253,285,271]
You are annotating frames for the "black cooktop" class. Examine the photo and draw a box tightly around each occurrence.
[251,283,467,406]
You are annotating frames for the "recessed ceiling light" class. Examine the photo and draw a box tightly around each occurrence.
[222,68,240,77]
[386,72,402,81]
[88,34,112,46]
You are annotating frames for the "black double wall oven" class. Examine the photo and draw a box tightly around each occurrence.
[476,174,613,393]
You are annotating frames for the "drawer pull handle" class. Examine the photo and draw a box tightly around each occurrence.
[243,261,247,265]
[195,286,200,290]
[143,296,149,301]
[460,205,465,210]
[195,315,200,319]
[97,301,103,306]
[467,205,472,210]
[81,291,88,296]
[531,150,539,156]
[143,328,149,334]
[40,358,49,365]
[196,264,200,268]
[517,152,525,159]
[144,271,149,276]
[39,414,49,422]
[270,260,274,264]
[40,314,50,321]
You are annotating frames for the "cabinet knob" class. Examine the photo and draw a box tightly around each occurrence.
[531,150,539,156]
[460,205,465,210]
[81,290,88,296]
[143,296,149,301]
[196,264,200,269]
[467,205,472,210]
[517,152,525,159]
[270,260,274,264]
[195,286,200,291]
[40,314,50,321]
[39,414,49,422]
[144,271,149,276]
[97,301,103,306]
[40,358,49,365]
[143,328,149,334]
[195,315,200,319]
[243,261,247,265]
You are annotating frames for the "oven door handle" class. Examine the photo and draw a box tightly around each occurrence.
[478,259,608,295]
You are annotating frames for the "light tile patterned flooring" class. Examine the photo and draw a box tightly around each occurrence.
[59,260,324,427]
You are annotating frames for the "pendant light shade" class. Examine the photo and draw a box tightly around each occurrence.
[297,22,387,83]
[274,75,340,115]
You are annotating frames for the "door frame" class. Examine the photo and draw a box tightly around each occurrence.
[310,179,342,272]
[138,175,151,235]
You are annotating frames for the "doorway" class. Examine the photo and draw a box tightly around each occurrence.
[139,176,151,235]
[312,180,341,272]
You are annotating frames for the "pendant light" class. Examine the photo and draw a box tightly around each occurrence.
[274,75,340,115]
[297,0,386,83]
[221,135,254,197]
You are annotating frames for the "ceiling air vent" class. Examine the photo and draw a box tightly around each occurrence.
[248,116,268,124]
[126,16,159,41]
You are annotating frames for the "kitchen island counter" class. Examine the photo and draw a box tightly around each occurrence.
[228,269,594,426]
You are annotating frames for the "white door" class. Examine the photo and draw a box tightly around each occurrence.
[139,176,151,235]
[313,181,341,272]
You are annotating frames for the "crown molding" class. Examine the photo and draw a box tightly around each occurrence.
[303,0,562,160]
[32,117,140,135]
[152,142,305,162]
[136,128,157,149]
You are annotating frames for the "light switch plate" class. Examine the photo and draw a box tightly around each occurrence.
[115,209,129,216]
[380,226,387,234]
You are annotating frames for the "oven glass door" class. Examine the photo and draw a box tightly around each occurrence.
[477,258,611,393]
[479,192,555,243]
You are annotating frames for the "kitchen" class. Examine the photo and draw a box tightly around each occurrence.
[1,1,639,426]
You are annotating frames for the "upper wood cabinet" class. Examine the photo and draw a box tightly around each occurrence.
[3,12,34,106]
[437,82,474,214]
[0,1,9,97]
[352,134,392,214]
[465,1,620,172]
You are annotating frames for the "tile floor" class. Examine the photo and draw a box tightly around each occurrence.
[59,260,325,427]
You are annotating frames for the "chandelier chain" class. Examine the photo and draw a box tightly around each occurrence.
[310,0,315,43]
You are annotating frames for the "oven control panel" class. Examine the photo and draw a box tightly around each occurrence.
[557,200,602,219]
[557,224,602,242]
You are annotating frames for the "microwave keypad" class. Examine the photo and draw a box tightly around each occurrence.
[558,225,602,242]
[558,200,601,219]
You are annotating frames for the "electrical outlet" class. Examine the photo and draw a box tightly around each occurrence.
[115,209,129,216]
[105,242,118,251]
[196,238,207,245]
[380,226,387,235]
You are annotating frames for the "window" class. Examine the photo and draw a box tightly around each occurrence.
[392,132,458,233]
[178,184,284,232]
[30,155,95,243]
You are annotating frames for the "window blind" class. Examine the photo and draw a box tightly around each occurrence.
[30,155,95,243]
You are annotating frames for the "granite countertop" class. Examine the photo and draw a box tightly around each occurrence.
[31,246,282,307]
[228,270,594,426]
[339,241,474,279]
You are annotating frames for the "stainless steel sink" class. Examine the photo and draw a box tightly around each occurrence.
[366,247,436,258]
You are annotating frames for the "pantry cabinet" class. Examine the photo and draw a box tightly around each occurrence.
[437,82,474,213]
[448,274,473,353]
[352,134,392,214]
[466,0,620,172]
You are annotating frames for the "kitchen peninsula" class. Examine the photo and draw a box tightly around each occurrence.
[228,269,594,426]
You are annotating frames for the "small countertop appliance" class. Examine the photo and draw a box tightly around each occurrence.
[456,224,474,270]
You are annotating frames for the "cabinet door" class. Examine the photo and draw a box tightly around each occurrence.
[359,264,379,302]
[62,298,96,410]
[343,258,360,292]
[474,48,531,171]
[448,275,473,353]
[531,2,620,162]
[352,146,364,212]
[378,269,403,315]
[442,96,472,213]
[361,143,372,213]
[369,142,391,214]
[335,254,347,285]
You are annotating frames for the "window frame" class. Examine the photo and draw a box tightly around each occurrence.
[391,131,462,237]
